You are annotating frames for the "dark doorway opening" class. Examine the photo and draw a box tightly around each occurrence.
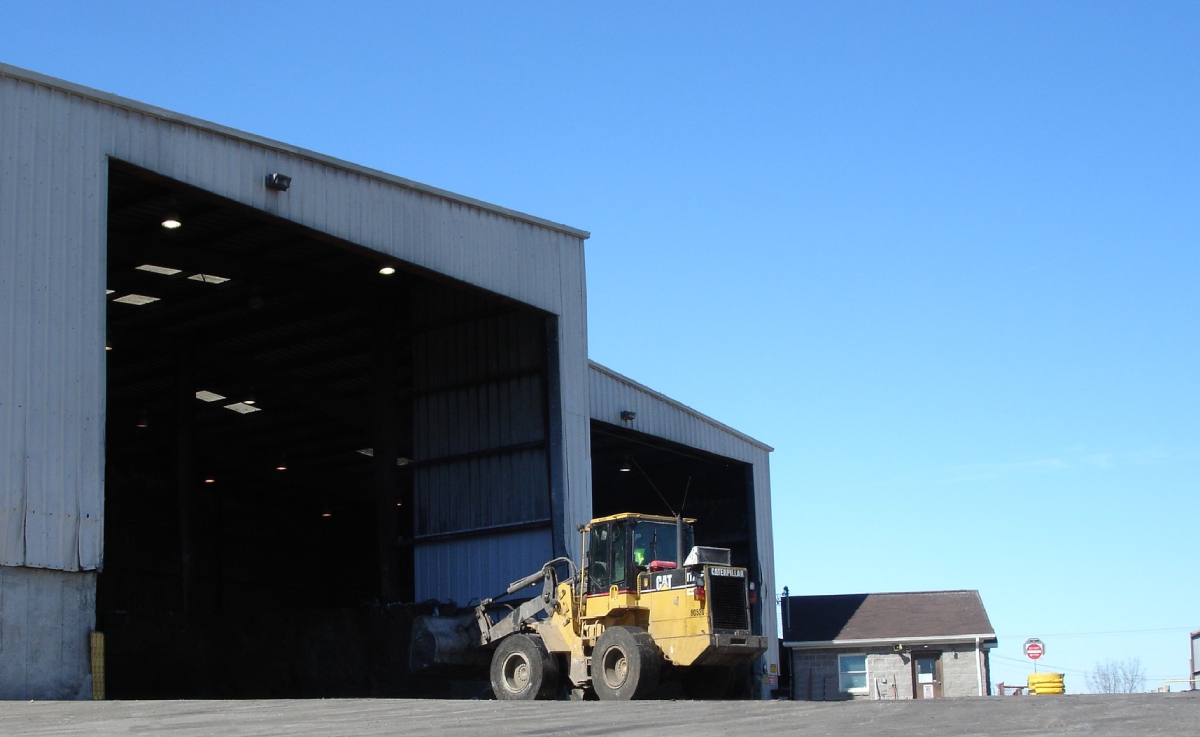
[589,421,756,574]
[102,161,554,697]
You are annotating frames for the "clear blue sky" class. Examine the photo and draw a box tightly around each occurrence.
[4,2,1197,692]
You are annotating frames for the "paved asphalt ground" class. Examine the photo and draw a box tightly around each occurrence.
[1,693,1196,736]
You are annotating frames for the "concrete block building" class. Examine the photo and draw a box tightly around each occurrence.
[781,590,997,700]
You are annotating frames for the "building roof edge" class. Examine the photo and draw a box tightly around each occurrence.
[0,63,591,240]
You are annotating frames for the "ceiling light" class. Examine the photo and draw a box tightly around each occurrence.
[244,387,256,406]
[357,448,374,457]
[105,289,114,295]
[619,456,632,473]
[135,412,149,429]
[105,340,112,352]
[379,266,396,275]
[195,390,226,403]
[161,218,182,230]
[321,510,333,518]
[275,454,287,471]
[113,294,160,306]
[188,274,230,284]
[136,264,182,276]
[204,477,215,484]
[222,402,261,414]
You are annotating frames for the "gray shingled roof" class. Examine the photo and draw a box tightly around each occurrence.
[781,590,995,643]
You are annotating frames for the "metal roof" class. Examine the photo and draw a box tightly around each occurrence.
[781,590,996,645]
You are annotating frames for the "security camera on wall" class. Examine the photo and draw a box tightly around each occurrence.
[893,643,905,652]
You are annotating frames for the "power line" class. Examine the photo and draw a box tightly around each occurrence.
[996,626,1193,638]
[989,655,1188,683]
[991,654,1089,676]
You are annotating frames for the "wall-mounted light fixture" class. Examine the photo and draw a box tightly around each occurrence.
[379,265,396,276]
[620,410,636,422]
[265,173,292,191]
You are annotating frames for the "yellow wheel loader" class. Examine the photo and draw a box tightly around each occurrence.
[411,513,767,700]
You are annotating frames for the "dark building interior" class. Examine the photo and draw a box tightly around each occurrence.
[102,162,554,697]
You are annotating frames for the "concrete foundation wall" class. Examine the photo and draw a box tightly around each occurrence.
[0,566,95,700]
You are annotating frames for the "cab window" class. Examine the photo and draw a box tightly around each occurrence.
[611,522,627,588]
[588,524,611,595]
[631,520,694,568]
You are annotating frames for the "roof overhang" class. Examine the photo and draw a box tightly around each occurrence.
[783,634,998,649]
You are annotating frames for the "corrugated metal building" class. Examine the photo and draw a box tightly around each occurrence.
[0,64,776,700]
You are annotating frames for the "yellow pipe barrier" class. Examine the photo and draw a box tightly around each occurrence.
[1028,672,1065,695]
[1159,679,1199,692]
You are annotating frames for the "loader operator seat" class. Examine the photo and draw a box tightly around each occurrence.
[587,520,630,596]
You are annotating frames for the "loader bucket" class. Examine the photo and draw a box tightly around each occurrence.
[409,614,490,674]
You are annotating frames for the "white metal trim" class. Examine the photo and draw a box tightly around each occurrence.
[783,634,997,648]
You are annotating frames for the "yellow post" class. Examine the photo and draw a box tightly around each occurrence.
[90,632,106,701]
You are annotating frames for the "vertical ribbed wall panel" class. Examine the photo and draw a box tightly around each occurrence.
[587,361,778,676]
[412,302,551,543]
[0,64,593,578]
[413,527,552,605]
[0,78,106,571]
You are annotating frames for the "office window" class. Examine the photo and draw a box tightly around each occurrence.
[839,654,868,693]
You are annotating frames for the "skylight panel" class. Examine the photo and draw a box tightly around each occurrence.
[112,294,160,306]
[136,264,183,276]
[223,402,261,414]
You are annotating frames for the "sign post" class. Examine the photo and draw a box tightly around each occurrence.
[1024,638,1044,673]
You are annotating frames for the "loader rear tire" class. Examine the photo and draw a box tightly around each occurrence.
[490,634,560,700]
[592,626,660,700]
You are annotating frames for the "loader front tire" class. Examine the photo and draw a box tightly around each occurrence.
[592,626,660,700]
[490,633,560,700]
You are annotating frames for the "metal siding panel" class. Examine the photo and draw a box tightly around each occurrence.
[414,449,550,536]
[0,78,105,571]
[413,527,552,605]
[0,76,33,566]
[413,305,551,537]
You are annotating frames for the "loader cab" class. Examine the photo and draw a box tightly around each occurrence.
[584,514,695,596]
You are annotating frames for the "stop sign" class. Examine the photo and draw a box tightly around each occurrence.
[1024,638,1044,660]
